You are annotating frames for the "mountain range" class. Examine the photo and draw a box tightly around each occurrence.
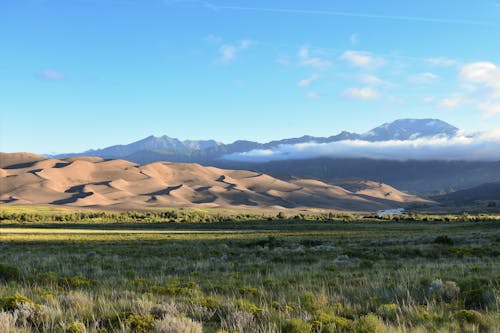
[54,118,459,163]
[46,118,500,195]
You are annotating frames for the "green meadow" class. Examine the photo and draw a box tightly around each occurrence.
[0,207,499,332]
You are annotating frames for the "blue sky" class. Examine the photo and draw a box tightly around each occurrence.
[1,0,500,153]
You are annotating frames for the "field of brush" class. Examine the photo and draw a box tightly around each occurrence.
[0,207,499,332]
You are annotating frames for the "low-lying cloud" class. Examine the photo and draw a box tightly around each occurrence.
[222,132,500,162]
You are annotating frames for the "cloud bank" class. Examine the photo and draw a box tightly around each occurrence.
[222,132,500,162]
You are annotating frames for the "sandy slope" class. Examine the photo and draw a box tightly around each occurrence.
[0,153,432,211]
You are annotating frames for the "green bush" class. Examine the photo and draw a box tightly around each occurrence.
[459,278,495,309]
[235,299,263,314]
[35,271,58,284]
[353,314,383,333]
[59,275,92,289]
[377,303,399,322]
[321,315,352,333]
[0,263,20,282]
[125,314,155,333]
[66,321,87,333]
[454,309,490,331]
[281,318,312,333]
[0,293,34,311]
[434,235,454,245]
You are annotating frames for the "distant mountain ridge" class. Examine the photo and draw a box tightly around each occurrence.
[46,118,498,195]
[53,119,458,162]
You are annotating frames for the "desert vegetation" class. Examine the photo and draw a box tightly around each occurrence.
[0,207,499,332]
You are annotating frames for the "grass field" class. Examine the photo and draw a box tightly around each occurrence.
[0,208,499,332]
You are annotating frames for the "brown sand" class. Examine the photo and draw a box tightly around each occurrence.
[0,153,432,211]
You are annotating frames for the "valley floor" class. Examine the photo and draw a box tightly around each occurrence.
[0,218,499,332]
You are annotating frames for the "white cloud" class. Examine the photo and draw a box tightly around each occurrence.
[306,92,320,99]
[298,46,332,69]
[359,74,388,86]
[217,39,254,63]
[460,61,500,98]
[219,44,236,63]
[38,69,63,81]
[301,57,332,69]
[423,96,435,104]
[340,50,384,68]
[239,39,253,49]
[427,57,457,67]
[438,96,467,109]
[298,74,319,87]
[409,72,438,84]
[343,87,379,100]
[223,132,500,162]
[459,61,500,116]
[298,46,309,59]
[478,102,500,117]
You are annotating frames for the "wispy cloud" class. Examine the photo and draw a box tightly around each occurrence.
[306,91,320,99]
[359,74,389,86]
[216,39,254,63]
[427,57,458,67]
[212,5,498,27]
[343,87,379,100]
[341,50,384,68]
[409,72,438,84]
[219,44,236,63]
[298,74,319,87]
[37,69,64,81]
[298,46,332,69]
[438,95,468,109]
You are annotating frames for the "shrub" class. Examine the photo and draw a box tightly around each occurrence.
[454,309,490,331]
[321,316,352,333]
[377,303,399,322]
[151,280,199,296]
[13,301,41,327]
[35,271,58,284]
[359,259,374,269]
[459,278,495,309]
[67,321,87,333]
[434,235,454,245]
[150,303,178,319]
[239,286,261,297]
[125,314,155,333]
[155,314,202,333]
[235,299,262,314]
[281,318,312,333]
[59,291,93,314]
[0,263,20,282]
[429,279,460,302]
[0,294,34,311]
[353,314,383,333]
[59,275,92,289]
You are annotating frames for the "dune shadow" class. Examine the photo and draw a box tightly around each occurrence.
[3,161,39,169]
[51,192,93,205]
[144,184,183,196]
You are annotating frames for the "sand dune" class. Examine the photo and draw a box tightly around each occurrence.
[0,153,432,211]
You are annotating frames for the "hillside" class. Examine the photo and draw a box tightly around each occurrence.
[0,153,432,211]
[433,182,500,204]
